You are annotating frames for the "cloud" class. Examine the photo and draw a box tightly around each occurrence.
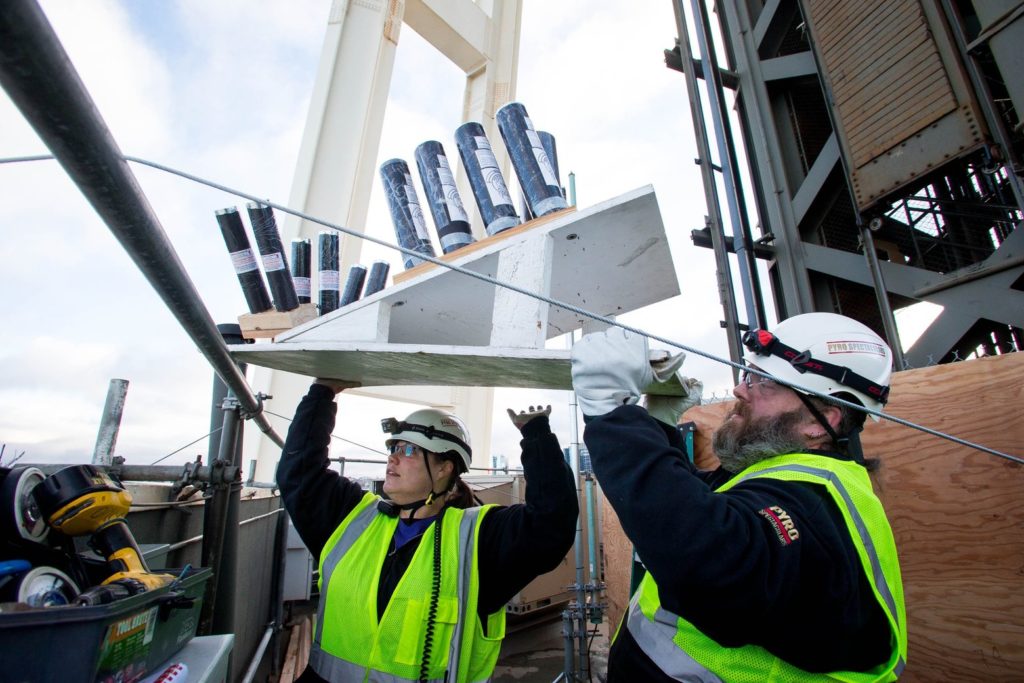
[1,0,738,476]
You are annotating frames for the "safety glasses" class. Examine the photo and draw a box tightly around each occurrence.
[387,442,424,458]
[739,367,776,389]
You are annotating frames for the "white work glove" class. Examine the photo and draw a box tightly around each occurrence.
[644,376,704,425]
[507,404,552,432]
[571,328,685,417]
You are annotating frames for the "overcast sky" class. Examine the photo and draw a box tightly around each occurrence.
[0,1,790,476]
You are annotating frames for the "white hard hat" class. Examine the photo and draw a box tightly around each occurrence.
[382,408,472,473]
[742,312,893,415]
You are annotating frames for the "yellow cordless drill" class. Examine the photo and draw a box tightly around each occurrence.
[32,465,174,604]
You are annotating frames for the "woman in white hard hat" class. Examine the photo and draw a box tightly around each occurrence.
[277,380,578,683]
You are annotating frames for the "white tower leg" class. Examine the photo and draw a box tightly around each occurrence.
[250,0,522,480]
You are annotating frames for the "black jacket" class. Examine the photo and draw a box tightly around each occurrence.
[585,405,892,680]
[277,384,578,681]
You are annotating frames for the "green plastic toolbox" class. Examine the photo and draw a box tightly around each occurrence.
[0,567,211,683]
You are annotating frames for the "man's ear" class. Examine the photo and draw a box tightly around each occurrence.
[822,403,843,432]
[803,404,841,441]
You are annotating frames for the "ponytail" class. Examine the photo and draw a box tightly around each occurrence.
[445,478,476,509]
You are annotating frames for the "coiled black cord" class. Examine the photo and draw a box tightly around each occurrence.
[420,508,445,683]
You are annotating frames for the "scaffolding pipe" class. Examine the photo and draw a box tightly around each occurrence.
[585,474,598,582]
[565,332,589,682]
[671,1,745,378]
[200,391,242,642]
[241,625,275,683]
[860,225,906,368]
[685,0,763,331]
[560,609,576,681]
[0,0,283,448]
[92,379,129,466]
[23,463,215,482]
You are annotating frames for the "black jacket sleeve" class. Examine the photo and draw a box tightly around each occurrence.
[475,415,579,616]
[585,405,890,673]
[276,383,368,559]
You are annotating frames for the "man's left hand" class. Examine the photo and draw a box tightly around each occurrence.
[644,376,704,425]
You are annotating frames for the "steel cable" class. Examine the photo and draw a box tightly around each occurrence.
[4,154,1021,465]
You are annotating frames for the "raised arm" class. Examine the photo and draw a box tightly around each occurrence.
[476,407,579,615]
[276,381,367,558]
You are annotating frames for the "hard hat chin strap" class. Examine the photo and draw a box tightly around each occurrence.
[789,389,866,465]
[792,389,846,451]
[380,449,458,520]
[397,451,449,520]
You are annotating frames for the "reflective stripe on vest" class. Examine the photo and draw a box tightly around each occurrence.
[308,494,496,683]
[626,456,905,682]
[624,597,723,682]
[729,463,904,665]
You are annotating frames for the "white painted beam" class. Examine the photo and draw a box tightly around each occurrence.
[489,233,553,347]
[231,342,693,397]
[404,0,491,72]
[249,0,404,481]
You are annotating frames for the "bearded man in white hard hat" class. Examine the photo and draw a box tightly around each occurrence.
[571,312,907,682]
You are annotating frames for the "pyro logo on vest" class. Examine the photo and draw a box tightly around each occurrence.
[758,505,800,545]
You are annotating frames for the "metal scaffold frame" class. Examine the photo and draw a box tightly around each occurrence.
[671,0,1024,368]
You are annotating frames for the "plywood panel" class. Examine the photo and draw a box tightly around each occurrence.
[601,352,1024,680]
[601,496,632,633]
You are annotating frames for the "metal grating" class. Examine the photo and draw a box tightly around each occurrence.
[782,76,834,175]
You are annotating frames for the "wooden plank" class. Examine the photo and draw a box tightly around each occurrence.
[602,353,1024,681]
[238,303,318,340]
[829,27,930,100]
[278,621,302,683]
[850,74,957,163]
[229,341,692,396]
[392,207,576,285]
[297,617,311,677]
[815,2,919,69]
[811,0,897,45]
[836,53,945,118]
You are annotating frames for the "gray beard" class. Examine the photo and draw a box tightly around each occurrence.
[712,407,808,473]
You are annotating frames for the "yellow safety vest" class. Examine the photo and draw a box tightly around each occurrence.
[308,492,506,682]
[624,453,907,682]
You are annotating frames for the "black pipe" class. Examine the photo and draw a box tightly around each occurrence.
[247,202,299,312]
[216,207,273,314]
[537,131,562,197]
[0,0,283,448]
[291,238,312,305]
[340,264,367,307]
[318,231,340,314]
[414,140,474,253]
[454,122,520,236]
[363,260,390,296]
